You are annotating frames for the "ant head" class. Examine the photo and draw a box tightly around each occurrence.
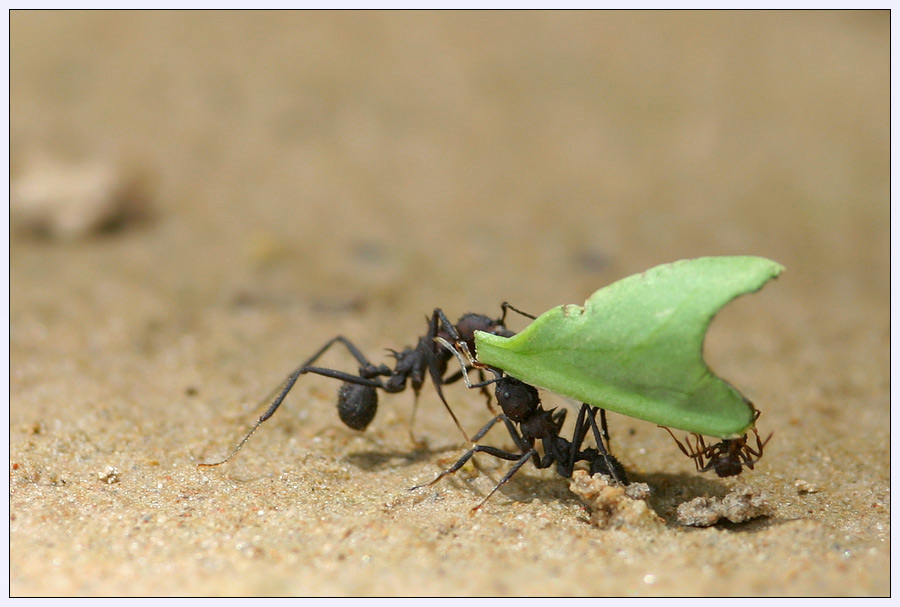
[454,314,513,348]
[494,376,540,422]
[337,382,378,431]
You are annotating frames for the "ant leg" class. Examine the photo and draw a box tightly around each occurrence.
[500,301,537,322]
[550,407,567,434]
[442,368,466,385]
[411,439,539,512]
[748,428,772,458]
[415,311,477,444]
[553,403,592,478]
[433,337,500,389]
[257,362,391,427]
[599,409,611,450]
[279,334,394,421]
[410,442,534,491]
[662,426,694,458]
[429,335,507,445]
[300,366,386,385]
[738,429,772,469]
[584,407,611,457]
[443,367,495,413]
[424,358,471,445]
[546,404,618,481]
[440,412,511,465]
[471,414,507,443]
[430,307,482,367]
[406,392,423,445]
[472,448,539,512]
[430,307,466,342]
[200,336,389,467]
[585,406,627,484]
[661,427,708,472]
[477,368,495,412]
[401,341,457,444]
[499,415,541,460]
[688,435,714,473]
[444,368,494,415]
[296,335,384,373]
[411,410,540,509]
[201,368,388,467]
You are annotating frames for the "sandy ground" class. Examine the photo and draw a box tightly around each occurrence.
[10,11,889,596]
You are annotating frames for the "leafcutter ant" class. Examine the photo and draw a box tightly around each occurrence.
[661,410,771,477]
[411,339,628,511]
[200,305,528,467]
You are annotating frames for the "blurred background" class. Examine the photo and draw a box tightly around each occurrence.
[10,11,889,596]
[12,12,887,310]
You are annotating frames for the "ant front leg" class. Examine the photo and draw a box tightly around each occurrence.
[403,307,478,444]
[551,403,592,479]
[737,428,772,469]
[662,427,700,466]
[411,437,539,512]
[410,410,523,492]
[661,427,716,473]
[429,307,480,368]
[410,411,538,510]
[582,405,628,484]
[746,428,772,459]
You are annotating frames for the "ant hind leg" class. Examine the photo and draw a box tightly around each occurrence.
[200,336,390,467]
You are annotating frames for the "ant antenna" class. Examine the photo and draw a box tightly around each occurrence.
[500,301,536,322]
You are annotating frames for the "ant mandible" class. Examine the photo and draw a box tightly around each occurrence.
[661,409,771,477]
[200,304,533,467]
[411,340,628,511]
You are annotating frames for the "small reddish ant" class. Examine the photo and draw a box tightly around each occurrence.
[661,409,771,477]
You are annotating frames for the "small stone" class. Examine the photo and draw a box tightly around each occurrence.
[98,466,120,484]
[719,487,770,523]
[795,478,820,494]
[11,154,149,240]
[677,496,722,527]
[677,486,770,527]
[569,469,663,529]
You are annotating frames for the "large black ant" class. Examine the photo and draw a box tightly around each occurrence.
[200,305,531,467]
[661,409,771,477]
[411,340,628,511]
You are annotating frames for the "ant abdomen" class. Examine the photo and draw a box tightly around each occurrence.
[337,382,378,431]
[714,462,743,478]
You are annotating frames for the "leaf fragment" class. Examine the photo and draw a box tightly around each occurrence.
[474,256,784,438]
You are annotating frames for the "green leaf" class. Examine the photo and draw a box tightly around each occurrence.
[474,256,784,438]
